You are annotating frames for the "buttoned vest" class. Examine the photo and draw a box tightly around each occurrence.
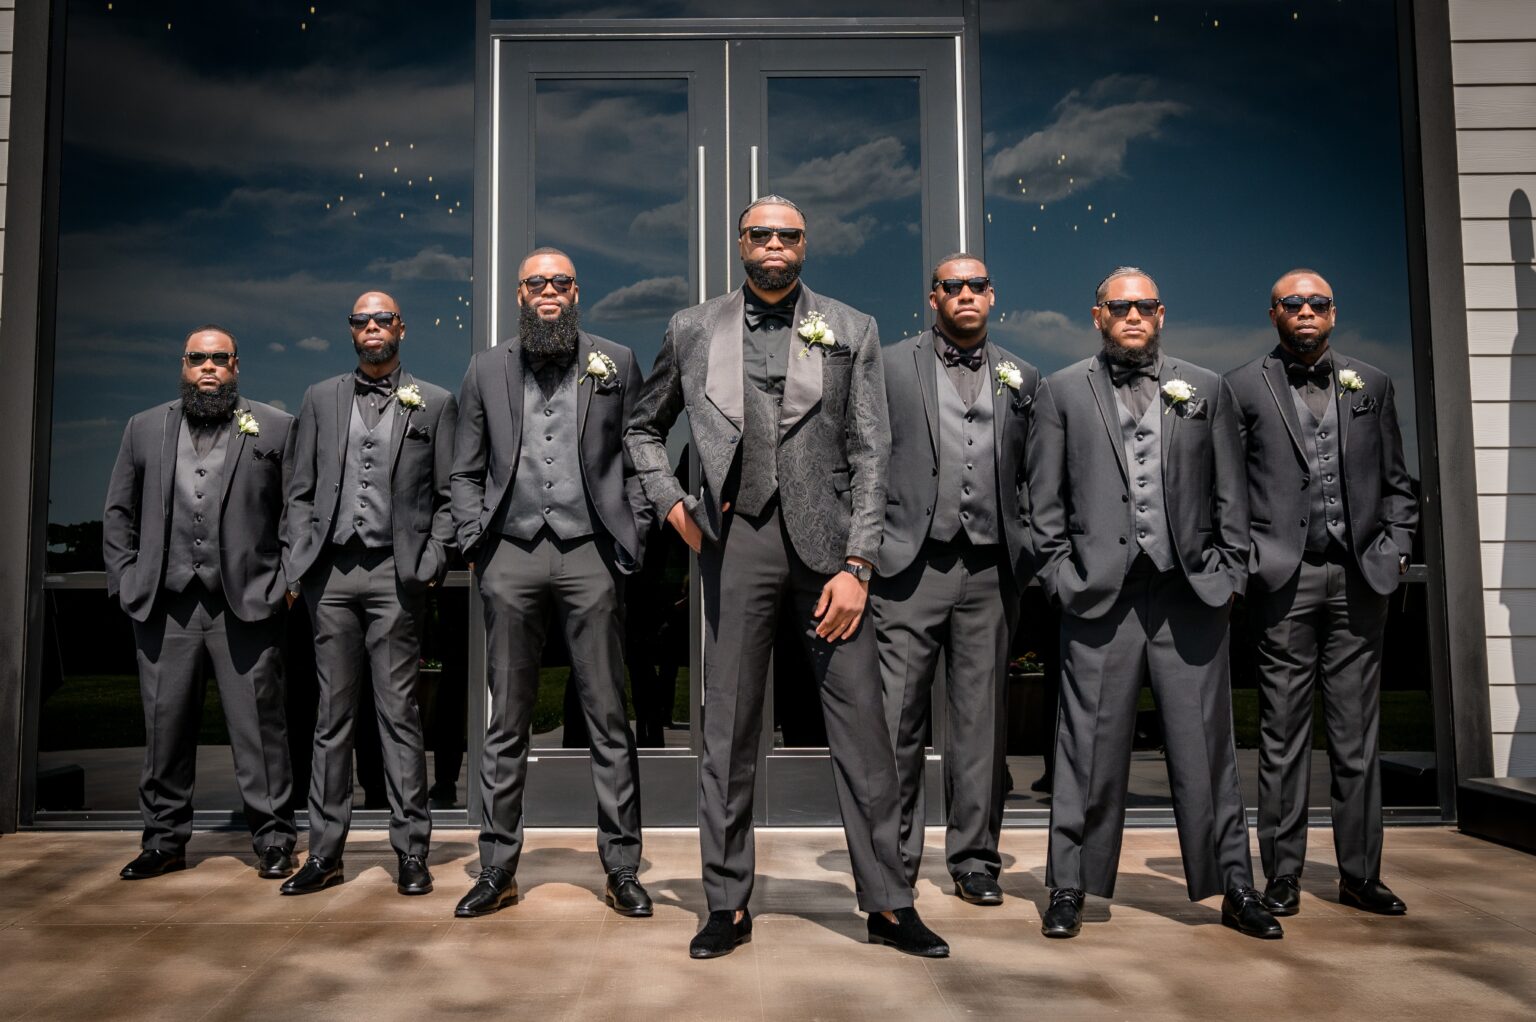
[931,367,1000,545]
[331,400,396,549]
[502,364,593,541]
[1294,388,1350,554]
[165,420,229,593]
[1119,395,1176,573]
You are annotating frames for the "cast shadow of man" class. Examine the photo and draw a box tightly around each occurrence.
[1502,190,1536,767]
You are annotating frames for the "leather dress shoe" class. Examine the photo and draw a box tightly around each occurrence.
[1340,876,1407,915]
[867,907,949,958]
[689,909,752,959]
[1041,887,1084,938]
[397,854,433,896]
[1222,886,1284,939]
[455,867,518,918]
[120,848,186,880]
[280,855,344,895]
[605,866,653,917]
[255,846,295,880]
[1263,874,1301,917]
[954,871,1004,906]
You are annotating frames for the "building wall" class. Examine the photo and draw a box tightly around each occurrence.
[1453,0,1536,775]
[0,1,13,324]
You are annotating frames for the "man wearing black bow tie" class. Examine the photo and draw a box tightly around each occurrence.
[283,292,457,896]
[1226,270,1417,919]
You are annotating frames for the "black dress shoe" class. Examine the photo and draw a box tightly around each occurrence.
[120,848,186,880]
[689,909,752,959]
[867,907,949,958]
[954,871,1004,905]
[455,867,518,918]
[256,846,295,880]
[280,856,344,896]
[605,866,653,917]
[1041,887,1084,938]
[1339,876,1407,915]
[397,854,433,896]
[1263,874,1301,917]
[1222,886,1284,939]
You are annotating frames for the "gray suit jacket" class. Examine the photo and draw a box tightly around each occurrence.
[878,329,1040,585]
[104,398,296,623]
[451,330,651,571]
[624,284,891,575]
[285,370,458,591]
[1225,350,1417,596]
[1026,353,1249,619]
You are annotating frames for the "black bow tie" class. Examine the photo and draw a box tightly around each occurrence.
[939,343,985,371]
[1108,361,1157,387]
[1286,360,1333,387]
[744,304,794,331]
[355,376,393,398]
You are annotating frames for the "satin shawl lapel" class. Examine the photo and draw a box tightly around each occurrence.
[503,338,526,458]
[333,374,352,474]
[1261,355,1306,463]
[1088,357,1130,486]
[780,285,824,434]
[577,333,595,438]
[1333,352,1352,454]
[159,403,180,517]
[389,369,415,475]
[704,290,746,430]
[915,331,939,458]
[1159,359,1179,469]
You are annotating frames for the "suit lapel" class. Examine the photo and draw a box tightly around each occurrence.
[220,412,247,508]
[1159,359,1179,468]
[780,285,824,435]
[389,369,413,475]
[1333,352,1351,454]
[577,333,595,438]
[160,402,180,517]
[988,342,1009,455]
[333,374,351,474]
[504,337,526,456]
[915,331,939,458]
[704,289,745,430]
[1261,355,1306,462]
[1087,358,1130,486]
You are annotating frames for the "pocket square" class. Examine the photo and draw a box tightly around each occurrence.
[406,425,432,441]
[1351,396,1378,415]
[251,446,281,462]
[1179,398,1209,420]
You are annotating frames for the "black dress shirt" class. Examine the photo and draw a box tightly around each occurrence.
[934,329,986,407]
[1277,346,1334,421]
[742,283,800,397]
[1105,350,1163,420]
[354,365,403,430]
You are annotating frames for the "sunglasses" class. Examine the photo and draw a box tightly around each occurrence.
[348,311,400,328]
[935,277,992,297]
[740,226,805,246]
[520,274,576,294]
[183,351,235,367]
[1273,294,1334,313]
[1098,299,1162,317]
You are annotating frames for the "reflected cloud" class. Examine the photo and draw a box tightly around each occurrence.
[779,137,920,210]
[296,336,332,352]
[369,244,472,281]
[587,276,689,322]
[629,201,688,238]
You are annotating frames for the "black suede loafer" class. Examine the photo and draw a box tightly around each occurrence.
[1041,887,1084,938]
[120,848,186,880]
[454,867,518,917]
[1222,886,1284,939]
[867,907,949,958]
[397,854,433,896]
[1340,876,1407,915]
[255,846,295,880]
[1263,874,1301,917]
[605,867,654,917]
[280,855,344,896]
[689,909,752,959]
[954,871,1004,906]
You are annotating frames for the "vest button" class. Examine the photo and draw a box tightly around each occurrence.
[1299,519,1307,527]
[1122,495,1128,503]
[1118,537,1127,544]
[931,468,937,476]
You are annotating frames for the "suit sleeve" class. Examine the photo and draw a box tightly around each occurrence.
[1378,376,1418,558]
[843,314,890,565]
[1025,377,1070,607]
[102,421,142,601]
[619,350,654,570]
[1014,365,1042,576]
[429,390,459,582]
[1209,377,1251,596]
[284,389,319,590]
[623,322,691,523]
[450,361,490,558]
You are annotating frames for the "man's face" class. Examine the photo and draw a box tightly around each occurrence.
[351,292,405,364]
[930,258,994,340]
[1092,274,1164,352]
[181,330,239,391]
[517,253,579,322]
[1269,273,1336,354]
[738,203,807,291]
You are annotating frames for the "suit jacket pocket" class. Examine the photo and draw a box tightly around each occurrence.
[406,425,432,441]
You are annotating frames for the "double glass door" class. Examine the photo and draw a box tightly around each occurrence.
[480,32,965,824]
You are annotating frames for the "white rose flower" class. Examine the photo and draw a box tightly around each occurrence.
[1338,369,1364,393]
[234,410,260,437]
[995,360,1024,394]
[581,350,620,387]
[797,312,836,357]
[395,383,425,410]
[1161,379,1195,404]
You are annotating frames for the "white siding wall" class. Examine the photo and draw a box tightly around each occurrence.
[1452,0,1536,776]
[0,1,13,326]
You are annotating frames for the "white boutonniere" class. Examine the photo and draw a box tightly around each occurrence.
[581,350,620,389]
[995,360,1024,395]
[1161,379,1195,414]
[1337,369,1364,396]
[395,383,425,411]
[796,311,836,357]
[234,409,260,437]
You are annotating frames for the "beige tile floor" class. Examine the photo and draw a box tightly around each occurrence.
[1,826,1532,1021]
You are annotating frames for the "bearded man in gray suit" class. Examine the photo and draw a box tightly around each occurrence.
[1026,267,1281,941]
[626,196,943,959]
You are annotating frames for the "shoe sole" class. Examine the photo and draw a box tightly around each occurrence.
[257,867,295,880]
[280,873,345,896]
[120,862,186,881]
[1221,916,1283,939]
[867,933,949,958]
[455,891,519,918]
[398,883,434,896]
[953,884,1003,906]
[605,893,654,917]
[689,934,750,959]
[1340,896,1406,916]
[1040,926,1079,939]
[1265,902,1299,917]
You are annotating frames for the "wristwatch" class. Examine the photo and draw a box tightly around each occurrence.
[841,561,873,583]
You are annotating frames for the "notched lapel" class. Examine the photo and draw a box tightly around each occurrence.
[704,290,746,430]
[389,369,414,475]
[220,419,246,508]
[1159,362,1179,467]
[333,374,351,473]
[577,333,595,437]
[503,338,526,456]
[915,332,939,458]
[780,285,824,435]
[1334,355,1353,452]
[160,403,180,516]
[1088,358,1130,486]
[1261,355,1306,462]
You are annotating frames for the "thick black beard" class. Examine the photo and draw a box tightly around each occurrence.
[744,254,802,293]
[180,379,240,421]
[1100,327,1161,367]
[354,337,401,365]
[1279,323,1332,355]
[519,301,581,364]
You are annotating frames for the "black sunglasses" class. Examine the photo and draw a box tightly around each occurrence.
[1273,294,1334,314]
[935,276,992,296]
[520,274,576,294]
[348,311,400,328]
[1098,299,1161,317]
[183,351,235,367]
[740,226,805,246]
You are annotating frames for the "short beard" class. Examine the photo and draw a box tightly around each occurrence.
[744,254,802,293]
[354,337,400,366]
[180,379,240,421]
[1279,323,1332,355]
[1099,326,1161,367]
[519,301,581,364]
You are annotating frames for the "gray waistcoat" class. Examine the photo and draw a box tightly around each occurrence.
[931,367,1000,545]
[1294,389,1350,554]
[331,400,396,549]
[1119,394,1176,573]
[733,369,782,516]
[165,419,229,594]
[502,363,594,542]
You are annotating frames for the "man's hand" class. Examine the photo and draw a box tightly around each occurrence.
[814,565,869,642]
[666,499,704,554]
[285,591,297,609]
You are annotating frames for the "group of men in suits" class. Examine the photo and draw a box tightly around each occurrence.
[103,193,1415,957]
